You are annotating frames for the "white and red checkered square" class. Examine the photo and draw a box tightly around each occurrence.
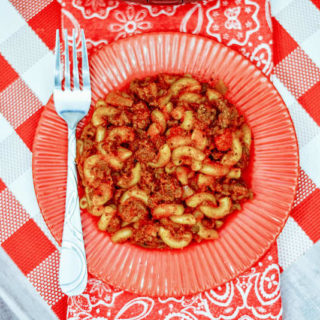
[9,0,54,22]
[0,78,42,129]
[293,169,317,208]
[273,47,320,99]
[0,188,29,244]
[0,114,14,143]
[27,250,64,306]
[277,217,313,269]
[275,0,320,43]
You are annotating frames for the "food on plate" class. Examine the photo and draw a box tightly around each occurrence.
[76,74,253,249]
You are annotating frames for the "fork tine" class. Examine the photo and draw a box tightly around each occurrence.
[64,29,70,90]
[72,29,79,90]
[81,29,90,89]
[54,30,61,89]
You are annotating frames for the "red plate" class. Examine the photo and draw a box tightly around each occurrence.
[32,32,299,297]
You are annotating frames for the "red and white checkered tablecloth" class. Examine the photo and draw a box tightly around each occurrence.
[0,0,319,319]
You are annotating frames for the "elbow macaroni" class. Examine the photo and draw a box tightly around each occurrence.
[92,183,113,206]
[158,227,192,249]
[111,227,133,243]
[227,168,241,179]
[197,222,219,240]
[186,192,216,207]
[148,144,171,168]
[96,126,106,142]
[92,106,118,126]
[167,135,192,149]
[152,203,184,218]
[171,106,185,120]
[117,147,133,162]
[242,124,252,149]
[83,155,106,185]
[170,77,201,96]
[200,163,230,177]
[77,74,253,249]
[200,197,232,219]
[117,163,141,188]
[94,99,107,109]
[108,126,135,143]
[221,135,242,166]
[98,206,117,231]
[179,92,205,104]
[182,185,195,199]
[176,166,189,185]
[191,129,207,151]
[197,174,215,188]
[172,146,205,166]
[170,214,196,225]
[120,188,149,205]
[151,109,166,133]
[180,110,194,130]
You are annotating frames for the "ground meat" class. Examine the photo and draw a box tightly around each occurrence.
[207,125,220,137]
[130,102,151,130]
[196,104,216,126]
[210,151,224,161]
[118,199,148,223]
[132,223,163,248]
[202,218,216,229]
[217,107,232,129]
[217,105,243,129]
[158,74,178,87]
[152,174,183,203]
[107,216,121,233]
[216,180,251,201]
[214,98,229,111]
[167,126,187,138]
[139,167,157,194]
[130,80,158,103]
[214,129,232,151]
[229,107,244,127]
[86,162,111,188]
[108,109,132,126]
[131,129,157,163]
[236,145,250,169]
[154,168,165,179]
[133,137,157,163]
[189,177,199,192]
[201,82,209,94]
[213,182,223,193]
[229,182,250,198]
[99,139,118,154]
[82,139,95,154]
[160,219,188,239]
[76,140,95,167]
[131,129,147,149]
[81,124,96,140]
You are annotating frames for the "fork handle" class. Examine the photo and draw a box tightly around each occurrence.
[59,126,87,296]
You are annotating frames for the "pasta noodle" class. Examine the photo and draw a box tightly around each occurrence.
[76,74,253,249]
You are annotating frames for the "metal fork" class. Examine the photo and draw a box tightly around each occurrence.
[54,29,91,296]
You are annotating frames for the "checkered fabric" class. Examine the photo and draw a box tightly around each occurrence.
[0,1,66,318]
[271,0,320,269]
[0,0,319,319]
